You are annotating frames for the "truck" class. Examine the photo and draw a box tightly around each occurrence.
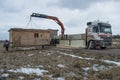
[85,21,112,49]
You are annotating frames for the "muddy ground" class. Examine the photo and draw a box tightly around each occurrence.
[0,42,120,80]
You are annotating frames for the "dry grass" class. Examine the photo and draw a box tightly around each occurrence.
[0,42,120,80]
[97,67,120,80]
[112,39,120,48]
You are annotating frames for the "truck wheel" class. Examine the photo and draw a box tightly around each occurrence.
[87,41,95,49]
[100,47,106,49]
[86,41,90,49]
[42,45,44,49]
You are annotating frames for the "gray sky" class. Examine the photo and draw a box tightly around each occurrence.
[0,0,120,40]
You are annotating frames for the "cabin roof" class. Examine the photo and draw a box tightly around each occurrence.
[8,28,50,32]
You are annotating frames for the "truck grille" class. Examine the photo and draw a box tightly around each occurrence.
[102,37,112,42]
[102,37,112,45]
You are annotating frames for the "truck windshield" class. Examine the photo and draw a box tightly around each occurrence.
[99,23,112,33]
[100,27,112,33]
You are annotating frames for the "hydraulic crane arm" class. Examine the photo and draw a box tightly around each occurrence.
[30,13,65,36]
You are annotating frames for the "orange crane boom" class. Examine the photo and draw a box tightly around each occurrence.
[30,13,65,36]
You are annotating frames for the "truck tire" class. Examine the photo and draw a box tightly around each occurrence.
[86,41,89,49]
[42,45,44,49]
[100,47,106,49]
[87,40,95,49]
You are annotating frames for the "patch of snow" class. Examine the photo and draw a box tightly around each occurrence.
[92,64,107,71]
[19,76,24,80]
[83,77,87,80]
[82,67,90,72]
[92,64,99,71]
[82,65,106,80]
[52,77,65,80]
[46,74,53,78]
[60,52,95,60]
[8,68,48,76]
[27,65,30,67]
[113,42,120,44]
[58,55,61,58]
[60,52,120,66]
[34,78,41,80]
[0,69,4,72]
[57,64,65,68]
[103,60,120,66]
[82,67,90,80]
[48,65,51,68]
[36,65,44,68]
[47,53,52,56]
[1,73,9,77]
[28,54,34,56]
[39,51,42,53]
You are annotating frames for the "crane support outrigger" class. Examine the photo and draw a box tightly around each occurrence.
[30,13,65,37]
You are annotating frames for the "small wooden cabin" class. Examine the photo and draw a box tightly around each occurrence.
[9,28,51,47]
[48,29,58,39]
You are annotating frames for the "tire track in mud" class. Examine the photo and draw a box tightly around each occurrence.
[58,51,120,66]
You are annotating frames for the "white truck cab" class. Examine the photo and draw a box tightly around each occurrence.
[85,21,112,49]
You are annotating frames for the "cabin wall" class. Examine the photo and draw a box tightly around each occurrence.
[9,30,50,47]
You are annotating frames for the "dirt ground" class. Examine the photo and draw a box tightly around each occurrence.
[0,42,120,80]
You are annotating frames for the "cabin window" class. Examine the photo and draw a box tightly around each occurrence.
[34,33,39,38]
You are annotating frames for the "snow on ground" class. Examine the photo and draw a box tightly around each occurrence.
[82,67,90,72]
[82,67,90,80]
[82,64,111,80]
[8,68,48,76]
[1,47,120,79]
[1,73,9,77]
[92,64,106,71]
[59,52,120,66]
[113,42,120,44]
[103,60,120,66]
[33,78,41,80]
[82,64,110,78]
[51,77,65,80]
[57,64,65,68]
[28,54,34,56]
[0,69,4,72]
[19,76,24,80]
[15,47,37,50]
[59,52,95,60]
[36,65,44,68]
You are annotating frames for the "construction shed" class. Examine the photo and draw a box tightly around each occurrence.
[48,29,58,39]
[9,28,51,47]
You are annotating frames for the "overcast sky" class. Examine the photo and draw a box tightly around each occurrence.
[0,0,120,40]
